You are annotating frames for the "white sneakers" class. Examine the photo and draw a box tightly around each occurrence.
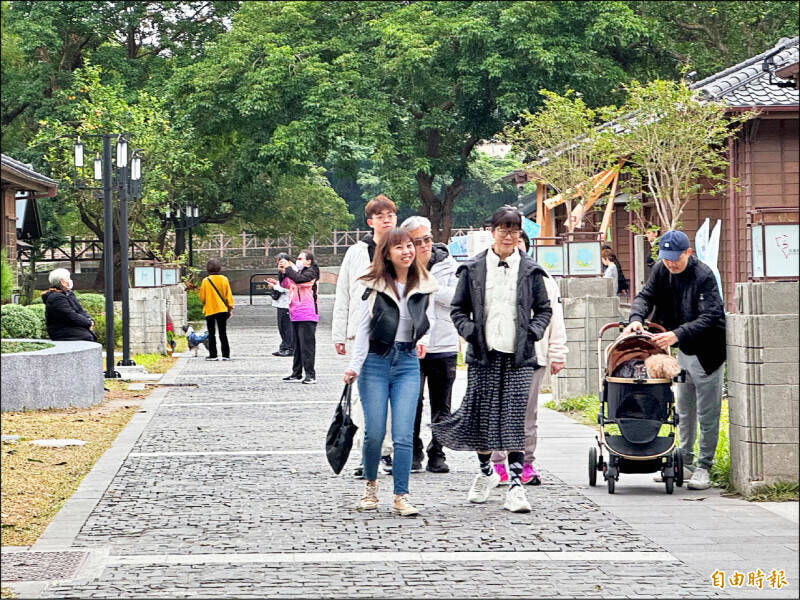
[359,480,379,510]
[359,481,419,516]
[503,486,532,513]
[392,494,420,516]
[468,470,501,503]
[687,467,711,490]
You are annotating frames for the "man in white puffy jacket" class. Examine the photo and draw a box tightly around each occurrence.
[491,231,568,485]
[401,216,459,474]
[332,194,398,477]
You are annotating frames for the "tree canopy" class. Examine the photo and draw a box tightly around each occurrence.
[2,0,797,247]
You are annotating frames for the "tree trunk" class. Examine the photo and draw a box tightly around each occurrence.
[415,171,464,243]
[174,228,186,257]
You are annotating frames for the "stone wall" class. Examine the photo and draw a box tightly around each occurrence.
[727,281,799,496]
[129,286,167,355]
[552,277,624,401]
[164,284,187,330]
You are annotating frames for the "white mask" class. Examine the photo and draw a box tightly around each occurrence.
[66,279,73,290]
[295,260,304,269]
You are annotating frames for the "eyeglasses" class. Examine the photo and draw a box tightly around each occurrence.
[370,212,396,222]
[496,227,521,238]
[413,235,433,247]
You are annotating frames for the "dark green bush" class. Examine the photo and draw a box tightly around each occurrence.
[0,304,43,339]
[187,289,204,321]
[24,303,49,338]
[93,313,123,347]
[74,293,107,319]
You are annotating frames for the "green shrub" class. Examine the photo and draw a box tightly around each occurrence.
[24,303,49,338]
[74,293,108,319]
[0,249,14,302]
[93,313,123,347]
[1,341,53,354]
[0,304,43,339]
[187,289,204,321]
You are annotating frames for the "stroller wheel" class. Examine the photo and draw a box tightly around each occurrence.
[674,449,684,487]
[588,447,597,487]
[607,476,615,494]
[665,475,674,494]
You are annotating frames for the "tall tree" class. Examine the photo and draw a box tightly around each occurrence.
[175,1,660,241]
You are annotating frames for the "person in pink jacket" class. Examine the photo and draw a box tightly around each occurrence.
[492,231,568,485]
[278,250,320,384]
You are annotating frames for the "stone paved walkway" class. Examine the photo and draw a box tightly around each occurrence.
[2,298,797,598]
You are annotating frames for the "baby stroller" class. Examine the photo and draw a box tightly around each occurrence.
[589,321,685,494]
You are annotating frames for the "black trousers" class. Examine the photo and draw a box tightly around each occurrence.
[206,312,230,359]
[276,308,294,352]
[291,321,316,379]
[413,354,457,460]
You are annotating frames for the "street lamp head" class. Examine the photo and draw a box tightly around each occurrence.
[116,136,128,168]
[165,208,171,219]
[192,206,199,218]
[93,155,102,180]
[74,139,84,168]
[130,154,141,181]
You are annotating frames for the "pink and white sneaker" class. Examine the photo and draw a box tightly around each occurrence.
[521,463,541,486]
[493,463,509,485]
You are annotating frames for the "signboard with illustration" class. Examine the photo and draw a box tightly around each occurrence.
[535,245,565,275]
[752,223,799,279]
[567,241,602,275]
[448,235,468,261]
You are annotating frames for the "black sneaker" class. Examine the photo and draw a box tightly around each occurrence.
[282,374,302,382]
[353,465,364,478]
[426,455,450,473]
[380,455,393,475]
[277,349,294,357]
[302,377,316,385]
[272,350,283,356]
[411,458,423,472]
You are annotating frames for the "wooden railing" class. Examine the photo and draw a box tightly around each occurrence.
[17,228,487,264]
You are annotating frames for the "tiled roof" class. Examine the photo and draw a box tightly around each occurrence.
[1,153,59,188]
[692,37,798,107]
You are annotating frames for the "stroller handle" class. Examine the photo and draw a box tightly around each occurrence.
[597,320,666,337]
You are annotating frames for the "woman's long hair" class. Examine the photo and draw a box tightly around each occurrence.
[360,227,422,298]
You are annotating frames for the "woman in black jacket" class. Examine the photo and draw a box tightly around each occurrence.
[42,268,96,342]
[432,206,552,514]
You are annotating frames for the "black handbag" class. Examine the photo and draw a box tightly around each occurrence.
[325,383,359,474]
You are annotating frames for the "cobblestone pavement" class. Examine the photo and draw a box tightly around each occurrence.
[9,300,784,597]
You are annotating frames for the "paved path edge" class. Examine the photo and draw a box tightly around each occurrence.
[1,358,189,598]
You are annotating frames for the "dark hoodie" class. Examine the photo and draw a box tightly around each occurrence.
[42,288,96,342]
[427,242,450,270]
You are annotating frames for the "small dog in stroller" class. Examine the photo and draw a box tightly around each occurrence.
[181,324,209,357]
[589,322,685,494]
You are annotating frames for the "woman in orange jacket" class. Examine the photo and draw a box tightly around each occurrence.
[197,258,235,361]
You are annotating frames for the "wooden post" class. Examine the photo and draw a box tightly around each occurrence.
[219,233,224,258]
[333,231,338,255]
[70,236,76,274]
[599,168,621,241]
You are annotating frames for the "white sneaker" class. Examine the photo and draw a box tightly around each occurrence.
[503,485,532,513]
[468,471,500,503]
[687,467,711,490]
[359,480,378,510]
[653,466,694,483]
[392,494,420,516]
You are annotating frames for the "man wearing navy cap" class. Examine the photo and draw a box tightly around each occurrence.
[623,229,726,490]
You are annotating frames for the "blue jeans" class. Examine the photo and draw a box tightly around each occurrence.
[358,343,420,494]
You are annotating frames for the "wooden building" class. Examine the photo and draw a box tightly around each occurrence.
[510,37,799,311]
[1,154,58,264]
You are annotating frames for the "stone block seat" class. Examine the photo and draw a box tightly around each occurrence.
[1,339,104,412]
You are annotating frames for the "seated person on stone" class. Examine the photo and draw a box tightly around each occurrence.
[42,268,96,342]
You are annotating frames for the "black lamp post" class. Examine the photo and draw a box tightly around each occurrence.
[167,205,201,267]
[118,148,143,367]
[72,134,142,377]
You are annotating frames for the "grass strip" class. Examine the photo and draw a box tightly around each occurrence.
[1,388,149,546]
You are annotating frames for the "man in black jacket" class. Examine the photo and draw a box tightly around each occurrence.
[623,230,725,491]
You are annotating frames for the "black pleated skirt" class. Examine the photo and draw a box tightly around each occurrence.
[432,351,536,452]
